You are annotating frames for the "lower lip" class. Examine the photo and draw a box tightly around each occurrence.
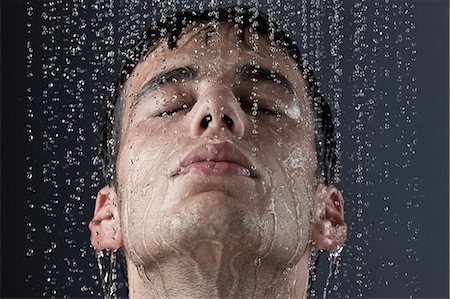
[179,161,251,177]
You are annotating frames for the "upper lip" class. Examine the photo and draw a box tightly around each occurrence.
[172,142,256,177]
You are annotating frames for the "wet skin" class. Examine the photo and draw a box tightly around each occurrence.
[92,22,346,298]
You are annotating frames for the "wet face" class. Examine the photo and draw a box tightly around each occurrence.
[115,22,318,269]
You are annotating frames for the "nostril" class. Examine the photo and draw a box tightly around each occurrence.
[222,114,233,129]
[201,114,212,129]
[199,114,234,130]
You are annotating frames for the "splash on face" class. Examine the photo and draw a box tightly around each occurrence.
[114,22,318,271]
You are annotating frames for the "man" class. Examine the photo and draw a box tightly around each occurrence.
[89,6,347,298]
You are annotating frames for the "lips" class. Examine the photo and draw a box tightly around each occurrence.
[172,142,255,178]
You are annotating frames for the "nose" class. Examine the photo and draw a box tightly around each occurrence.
[200,114,234,130]
[190,83,246,138]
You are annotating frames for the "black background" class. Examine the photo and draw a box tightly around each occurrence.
[1,0,449,298]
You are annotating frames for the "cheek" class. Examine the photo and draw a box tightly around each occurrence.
[258,119,316,176]
[118,135,166,188]
[254,126,317,258]
[273,131,317,216]
[116,128,179,256]
[117,115,187,180]
[282,143,317,186]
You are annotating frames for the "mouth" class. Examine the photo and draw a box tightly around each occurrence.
[172,142,256,178]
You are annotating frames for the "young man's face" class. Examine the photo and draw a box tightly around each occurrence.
[115,22,318,267]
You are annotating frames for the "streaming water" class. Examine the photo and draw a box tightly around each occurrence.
[307,248,320,298]
[19,0,421,298]
[96,249,118,299]
[323,245,343,299]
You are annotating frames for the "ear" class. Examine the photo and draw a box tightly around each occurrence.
[310,184,347,251]
[88,185,123,252]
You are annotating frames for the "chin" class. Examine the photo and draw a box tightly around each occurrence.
[158,191,263,253]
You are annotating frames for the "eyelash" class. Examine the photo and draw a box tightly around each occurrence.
[156,104,190,117]
[155,98,281,118]
[241,105,277,116]
[156,105,279,118]
[161,67,192,84]
[238,98,280,117]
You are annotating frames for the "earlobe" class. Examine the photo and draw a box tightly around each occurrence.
[310,185,347,251]
[89,185,123,252]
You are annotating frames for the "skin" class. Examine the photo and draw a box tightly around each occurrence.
[90,21,347,299]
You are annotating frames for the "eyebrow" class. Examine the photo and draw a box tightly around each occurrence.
[238,64,297,96]
[136,66,197,99]
[136,63,297,100]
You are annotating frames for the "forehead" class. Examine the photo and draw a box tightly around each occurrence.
[128,21,303,86]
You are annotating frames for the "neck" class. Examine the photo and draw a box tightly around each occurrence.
[125,243,311,299]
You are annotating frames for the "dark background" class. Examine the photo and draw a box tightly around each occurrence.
[1,0,448,298]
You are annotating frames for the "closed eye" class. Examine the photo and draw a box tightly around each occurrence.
[238,99,280,117]
[256,106,279,116]
[156,104,191,117]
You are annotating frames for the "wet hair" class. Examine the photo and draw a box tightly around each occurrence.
[100,5,337,186]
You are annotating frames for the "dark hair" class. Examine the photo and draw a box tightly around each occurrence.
[100,6,337,185]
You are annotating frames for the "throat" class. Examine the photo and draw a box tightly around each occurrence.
[191,240,225,265]
[181,239,250,298]
[125,244,308,299]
